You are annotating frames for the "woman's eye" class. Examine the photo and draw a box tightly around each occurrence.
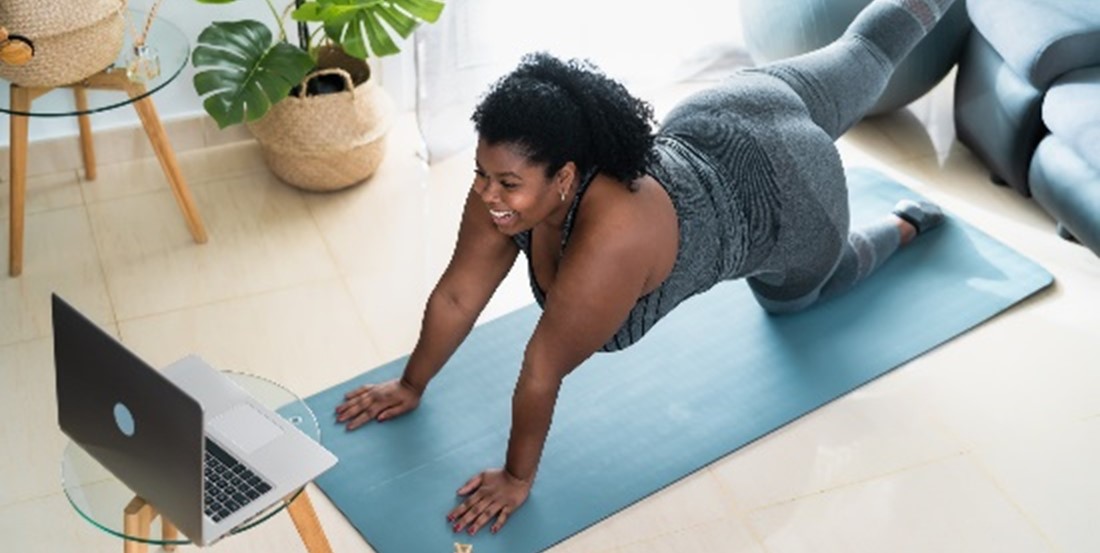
[473,169,487,179]
[500,181,518,190]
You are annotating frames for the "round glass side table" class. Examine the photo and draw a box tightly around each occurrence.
[60,372,334,553]
[0,9,191,117]
[1,9,207,277]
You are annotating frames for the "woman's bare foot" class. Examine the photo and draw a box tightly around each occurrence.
[895,216,918,245]
[892,199,944,246]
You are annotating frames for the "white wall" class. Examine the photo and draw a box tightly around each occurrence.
[1,0,414,147]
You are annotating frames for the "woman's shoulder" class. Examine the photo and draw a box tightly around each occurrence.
[574,173,675,246]
[567,172,678,293]
[580,173,644,218]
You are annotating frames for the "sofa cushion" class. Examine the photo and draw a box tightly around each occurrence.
[1043,67,1100,169]
[1029,135,1100,256]
[954,31,1045,196]
[969,0,1100,89]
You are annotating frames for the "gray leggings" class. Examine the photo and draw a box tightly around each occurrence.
[745,0,953,313]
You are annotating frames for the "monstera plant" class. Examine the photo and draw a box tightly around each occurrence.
[192,0,444,129]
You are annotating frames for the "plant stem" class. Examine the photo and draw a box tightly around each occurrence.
[309,25,325,49]
[264,0,288,41]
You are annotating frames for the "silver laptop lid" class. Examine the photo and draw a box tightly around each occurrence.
[52,294,206,543]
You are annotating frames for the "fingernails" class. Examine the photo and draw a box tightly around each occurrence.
[452,524,460,532]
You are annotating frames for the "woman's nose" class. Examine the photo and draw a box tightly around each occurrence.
[477,180,497,202]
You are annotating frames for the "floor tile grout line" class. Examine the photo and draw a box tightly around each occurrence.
[0,168,83,218]
[78,172,123,331]
[0,488,68,513]
[111,274,351,330]
[704,466,771,552]
[610,516,739,552]
[738,448,972,516]
[300,186,395,362]
[76,149,342,333]
[962,451,1061,552]
[75,165,274,208]
[0,281,364,350]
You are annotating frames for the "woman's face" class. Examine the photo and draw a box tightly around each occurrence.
[473,139,571,235]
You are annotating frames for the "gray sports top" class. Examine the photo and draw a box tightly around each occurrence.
[512,133,782,352]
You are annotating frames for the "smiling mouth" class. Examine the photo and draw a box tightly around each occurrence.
[489,209,516,224]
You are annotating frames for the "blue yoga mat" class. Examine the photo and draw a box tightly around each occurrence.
[304,167,1052,553]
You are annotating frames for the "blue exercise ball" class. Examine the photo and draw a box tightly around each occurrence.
[741,0,971,116]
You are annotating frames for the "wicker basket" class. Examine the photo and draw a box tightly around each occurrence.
[248,67,394,192]
[0,0,128,88]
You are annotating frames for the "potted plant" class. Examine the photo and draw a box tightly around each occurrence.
[191,0,444,191]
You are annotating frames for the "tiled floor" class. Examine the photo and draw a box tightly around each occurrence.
[2,70,1098,553]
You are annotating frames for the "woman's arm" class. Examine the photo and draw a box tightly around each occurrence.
[505,207,652,480]
[402,189,520,391]
[337,188,518,428]
[449,187,655,533]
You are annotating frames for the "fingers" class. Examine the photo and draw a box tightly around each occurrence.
[447,472,521,535]
[344,411,375,430]
[335,385,373,419]
[490,506,511,534]
[457,473,483,496]
[468,505,497,535]
[451,495,497,535]
[340,397,383,430]
[342,384,373,401]
[375,405,399,422]
[447,475,483,529]
[336,385,397,429]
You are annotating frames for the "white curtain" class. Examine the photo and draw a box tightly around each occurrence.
[414,0,749,163]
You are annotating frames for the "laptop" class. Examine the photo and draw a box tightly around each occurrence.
[51,294,338,546]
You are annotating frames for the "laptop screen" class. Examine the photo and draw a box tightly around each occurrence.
[52,294,206,539]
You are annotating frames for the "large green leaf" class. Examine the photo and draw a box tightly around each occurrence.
[191,20,315,128]
[293,0,445,59]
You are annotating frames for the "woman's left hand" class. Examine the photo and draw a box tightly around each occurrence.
[447,468,531,535]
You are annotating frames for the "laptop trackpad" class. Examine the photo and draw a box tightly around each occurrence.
[209,404,284,454]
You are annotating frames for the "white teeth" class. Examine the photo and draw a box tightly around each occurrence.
[490,210,514,218]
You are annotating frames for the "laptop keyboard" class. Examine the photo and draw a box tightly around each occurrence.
[203,439,273,522]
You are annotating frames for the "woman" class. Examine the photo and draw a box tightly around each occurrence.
[336,0,953,536]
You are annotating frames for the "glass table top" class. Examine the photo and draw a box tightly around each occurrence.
[0,9,189,117]
[61,372,322,545]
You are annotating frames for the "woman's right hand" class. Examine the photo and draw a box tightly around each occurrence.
[335,378,421,430]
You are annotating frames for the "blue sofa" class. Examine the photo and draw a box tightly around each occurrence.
[954,0,1100,256]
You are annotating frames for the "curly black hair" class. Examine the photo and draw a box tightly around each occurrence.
[471,52,656,186]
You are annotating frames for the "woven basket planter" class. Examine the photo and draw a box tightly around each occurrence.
[248,65,394,193]
[0,0,128,88]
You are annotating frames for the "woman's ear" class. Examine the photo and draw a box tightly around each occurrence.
[555,161,578,188]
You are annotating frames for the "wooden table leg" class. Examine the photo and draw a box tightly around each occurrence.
[160,513,179,551]
[8,84,30,277]
[286,488,334,553]
[7,71,209,277]
[73,87,97,180]
[122,496,180,553]
[129,94,208,244]
[123,496,153,553]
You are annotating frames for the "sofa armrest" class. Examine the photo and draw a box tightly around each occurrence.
[1043,67,1100,169]
[969,0,1100,88]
